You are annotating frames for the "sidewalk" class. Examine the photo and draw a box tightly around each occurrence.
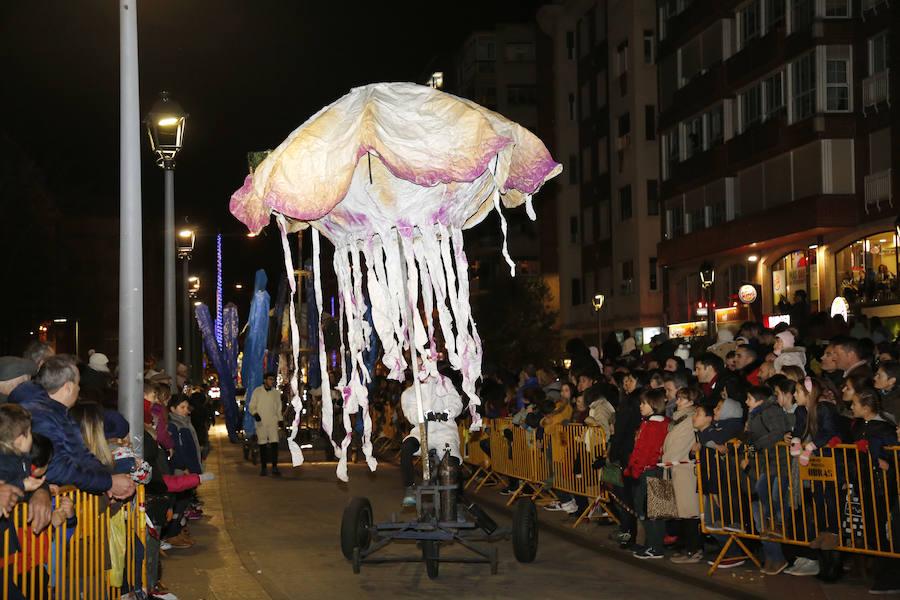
[469,479,874,600]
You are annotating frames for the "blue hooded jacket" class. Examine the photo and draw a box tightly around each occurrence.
[10,382,112,493]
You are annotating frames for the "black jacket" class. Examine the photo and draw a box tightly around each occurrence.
[607,390,642,465]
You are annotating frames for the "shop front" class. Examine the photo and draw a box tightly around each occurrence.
[834,231,900,307]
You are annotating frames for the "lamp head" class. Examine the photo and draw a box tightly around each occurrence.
[699,261,715,288]
[145,91,187,168]
[592,293,605,311]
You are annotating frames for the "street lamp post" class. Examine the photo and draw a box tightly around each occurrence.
[178,229,195,382]
[699,262,715,341]
[592,293,605,357]
[146,91,187,392]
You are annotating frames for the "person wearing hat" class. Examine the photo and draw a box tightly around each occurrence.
[0,357,37,404]
[773,330,807,375]
[81,351,111,390]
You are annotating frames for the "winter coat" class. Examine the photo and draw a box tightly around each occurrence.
[608,391,642,465]
[880,387,900,424]
[401,375,463,460]
[249,385,283,445]
[661,407,700,518]
[850,415,898,463]
[0,452,29,491]
[624,415,670,479]
[540,402,572,429]
[10,382,112,493]
[774,346,807,375]
[745,400,791,453]
[583,397,615,441]
[167,412,203,474]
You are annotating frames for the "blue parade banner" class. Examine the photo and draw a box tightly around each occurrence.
[241,269,270,436]
[196,303,240,441]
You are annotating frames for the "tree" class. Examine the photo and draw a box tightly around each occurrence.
[474,276,558,370]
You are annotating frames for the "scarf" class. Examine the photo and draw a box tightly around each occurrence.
[168,411,203,473]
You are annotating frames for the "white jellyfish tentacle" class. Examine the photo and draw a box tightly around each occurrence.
[419,225,459,370]
[488,156,516,277]
[449,225,483,430]
[333,246,356,482]
[275,214,305,466]
[413,236,438,367]
[365,237,406,380]
[525,193,537,221]
[311,228,343,475]
[351,243,377,471]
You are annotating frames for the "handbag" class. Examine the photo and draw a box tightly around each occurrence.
[647,469,679,520]
[600,462,623,487]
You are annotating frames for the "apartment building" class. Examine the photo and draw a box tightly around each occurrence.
[656,0,899,328]
[539,0,663,346]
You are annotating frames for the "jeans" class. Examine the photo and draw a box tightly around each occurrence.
[751,500,785,562]
[635,470,665,551]
[703,495,742,558]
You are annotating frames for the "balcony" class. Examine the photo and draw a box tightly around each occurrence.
[863,70,891,110]
[862,0,891,11]
[865,168,893,214]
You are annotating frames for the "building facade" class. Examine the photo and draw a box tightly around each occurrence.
[656,0,898,330]
[539,0,663,348]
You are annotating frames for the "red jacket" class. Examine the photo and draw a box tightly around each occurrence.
[624,415,671,478]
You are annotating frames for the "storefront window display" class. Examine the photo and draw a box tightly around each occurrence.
[834,232,899,305]
[771,249,818,310]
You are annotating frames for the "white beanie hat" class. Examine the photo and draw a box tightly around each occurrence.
[776,331,795,349]
[88,352,110,373]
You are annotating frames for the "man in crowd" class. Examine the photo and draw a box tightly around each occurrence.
[0,357,36,404]
[734,344,761,386]
[22,340,54,370]
[249,372,283,476]
[829,335,873,381]
[10,355,135,498]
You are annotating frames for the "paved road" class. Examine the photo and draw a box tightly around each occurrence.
[164,427,730,600]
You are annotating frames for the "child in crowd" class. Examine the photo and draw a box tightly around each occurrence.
[582,386,615,441]
[104,410,152,485]
[626,388,670,559]
[874,360,900,423]
[741,385,792,575]
[28,434,75,528]
[0,404,46,505]
[167,395,203,475]
[145,381,174,452]
[773,330,806,375]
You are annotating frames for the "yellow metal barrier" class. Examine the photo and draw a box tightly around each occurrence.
[460,419,506,492]
[698,441,900,574]
[2,485,146,600]
[487,418,557,506]
[548,423,618,527]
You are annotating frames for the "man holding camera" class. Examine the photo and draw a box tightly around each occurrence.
[249,372,283,476]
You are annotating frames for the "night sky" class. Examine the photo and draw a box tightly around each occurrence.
[0,0,545,346]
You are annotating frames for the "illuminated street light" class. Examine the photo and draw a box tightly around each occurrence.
[591,293,605,356]
[748,255,759,262]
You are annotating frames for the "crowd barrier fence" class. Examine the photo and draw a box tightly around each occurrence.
[2,485,146,600]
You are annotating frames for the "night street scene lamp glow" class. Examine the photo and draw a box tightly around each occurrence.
[699,262,715,289]
[145,91,187,168]
[177,229,195,256]
[592,293,605,311]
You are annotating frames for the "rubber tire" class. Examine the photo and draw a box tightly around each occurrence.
[340,497,373,560]
[351,547,361,574]
[512,498,538,563]
[422,540,440,579]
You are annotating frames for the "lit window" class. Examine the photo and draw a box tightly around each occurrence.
[826,60,849,111]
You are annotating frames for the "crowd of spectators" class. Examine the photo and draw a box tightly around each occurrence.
[0,341,216,600]
[459,310,900,595]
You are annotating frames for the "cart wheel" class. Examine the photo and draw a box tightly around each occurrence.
[422,540,440,579]
[340,497,373,560]
[490,547,499,575]
[351,547,361,574]
[512,498,538,563]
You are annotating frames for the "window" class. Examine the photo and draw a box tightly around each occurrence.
[649,258,659,291]
[579,18,590,57]
[645,105,656,140]
[826,60,849,111]
[508,85,537,105]
[792,53,816,121]
[740,1,761,47]
[569,216,579,244]
[824,0,849,17]
[671,204,685,237]
[685,115,703,158]
[763,71,785,119]
[568,154,579,184]
[643,30,655,64]
[620,260,634,295]
[616,39,629,76]
[580,83,591,120]
[708,105,724,146]
[568,93,576,120]
[870,32,890,75]
[688,206,705,232]
[619,185,633,221]
[571,278,582,306]
[647,180,659,216]
[618,112,631,137]
[766,0,785,29]
[791,0,815,32]
[581,147,593,184]
[772,249,818,307]
[477,39,495,61]
[708,200,727,225]
[664,129,680,178]
[598,199,611,239]
[741,84,762,130]
[566,31,575,60]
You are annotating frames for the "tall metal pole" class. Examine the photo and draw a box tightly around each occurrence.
[164,168,177,391]
[119,0,144,458]
[597,309,602,357]
[181,256,191,381]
